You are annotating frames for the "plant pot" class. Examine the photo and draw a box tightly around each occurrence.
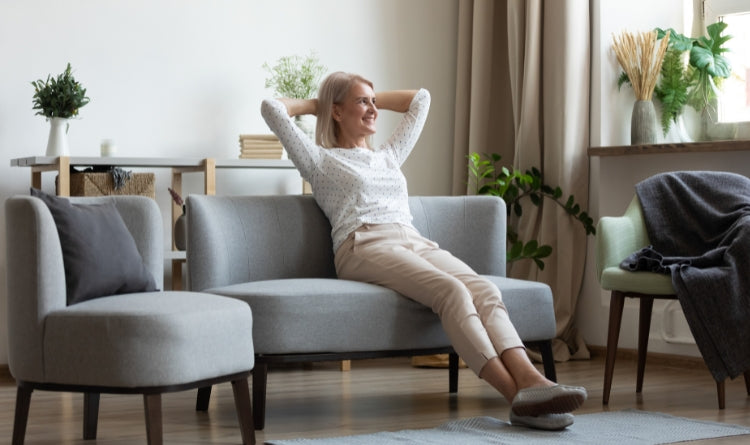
[631,100,657,145]
[46,117,70,156]
[174,213,187,251]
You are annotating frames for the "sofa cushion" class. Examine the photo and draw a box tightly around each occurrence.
[31,188,157,305]
[206,278,450,354]
[483,276,556,341]
[43,291,254,387]
[206,276,555,354]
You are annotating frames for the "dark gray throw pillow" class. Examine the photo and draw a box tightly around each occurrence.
[31,188,158,305]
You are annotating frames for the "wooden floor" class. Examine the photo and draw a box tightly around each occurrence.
[2,352,749,444]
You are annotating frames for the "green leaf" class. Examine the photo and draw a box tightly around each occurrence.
[536,245,553,258]
[522,240,539,257]
[533,258,545,270]
[690,21,732,79]
[509,240,523,259]
[513,202,522,217]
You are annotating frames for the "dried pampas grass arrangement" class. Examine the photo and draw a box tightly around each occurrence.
[612,30,670,100]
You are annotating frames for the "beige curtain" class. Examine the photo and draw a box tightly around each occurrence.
[452,0,591,361]
[452,0,514,195]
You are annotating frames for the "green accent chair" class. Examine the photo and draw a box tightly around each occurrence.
[595,195,750,409]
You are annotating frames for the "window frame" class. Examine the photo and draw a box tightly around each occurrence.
[703,0,750,138]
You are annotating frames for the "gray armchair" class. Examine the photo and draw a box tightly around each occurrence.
[5,194,256,445]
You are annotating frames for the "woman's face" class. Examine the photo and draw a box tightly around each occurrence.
[333,81,377,147]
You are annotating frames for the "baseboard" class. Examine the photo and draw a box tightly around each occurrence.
[587,345,709,370]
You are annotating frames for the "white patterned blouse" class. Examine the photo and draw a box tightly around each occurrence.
[261,88,431,253]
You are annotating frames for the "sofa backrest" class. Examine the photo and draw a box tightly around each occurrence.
[187,194,506,291]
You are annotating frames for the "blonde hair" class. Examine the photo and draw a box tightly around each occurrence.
[316,71,374,148]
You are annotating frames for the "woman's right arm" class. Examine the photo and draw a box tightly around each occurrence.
[260,98,320,180]
[278,98,318,118]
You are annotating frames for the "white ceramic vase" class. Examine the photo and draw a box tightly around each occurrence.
[46,117,70,157]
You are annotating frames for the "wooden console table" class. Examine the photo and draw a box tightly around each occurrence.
[11,156,297,290]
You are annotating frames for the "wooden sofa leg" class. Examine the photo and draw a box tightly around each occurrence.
[744,370,750,395]
[196,386,212,411]
[12,385,32,445]
[83,393,100,440]
[252,363,269,430]
[538,341,557,382]
[143,394,163,445]
[232,378,256,445]
[717,380,726,410]
[448,353,459,393]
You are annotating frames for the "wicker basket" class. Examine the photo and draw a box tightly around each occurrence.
[58,172,156,199]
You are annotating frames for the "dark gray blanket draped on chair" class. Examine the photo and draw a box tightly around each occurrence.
[620,171,750,382]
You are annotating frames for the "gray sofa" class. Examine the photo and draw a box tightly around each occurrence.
[186,194,557,430]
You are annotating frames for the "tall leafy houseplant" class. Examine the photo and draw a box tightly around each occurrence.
[468,153,595,270]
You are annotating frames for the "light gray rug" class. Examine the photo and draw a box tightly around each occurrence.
[266,410,750,445]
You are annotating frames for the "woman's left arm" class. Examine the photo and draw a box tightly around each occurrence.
[379,89,430,164]
[375,90,419,113]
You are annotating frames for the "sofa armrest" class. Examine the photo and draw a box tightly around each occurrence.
[5,196,67,381]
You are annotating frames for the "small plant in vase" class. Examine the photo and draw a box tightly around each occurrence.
[617,22,733,140]
[263,51,327,137]
[31,63,90,156]
[168,187,187,251]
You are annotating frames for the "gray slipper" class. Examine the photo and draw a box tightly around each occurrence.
[509,410,575,431]
[511,384,587,417]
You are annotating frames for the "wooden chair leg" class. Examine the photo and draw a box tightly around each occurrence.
[716,379,726,410]
[232,378,256,445]
[603,291,626,405]
[143,394,163,445]
[252,362,269,430]
[744,370,750,395]
[636,297,654,393]
[538,340,558,382]
[83,393,100,440]
[12,385,32,445]
[196,386,212,411]
[448,352,459,393]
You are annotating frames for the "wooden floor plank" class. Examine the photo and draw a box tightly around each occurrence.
[1,353,748,444]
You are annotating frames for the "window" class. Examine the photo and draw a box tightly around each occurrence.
[704,0,750,130]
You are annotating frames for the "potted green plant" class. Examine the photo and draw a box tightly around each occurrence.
[618,23,732,139]
[31,63,90,156]
[468,153,595,270]
[263,51,326,136]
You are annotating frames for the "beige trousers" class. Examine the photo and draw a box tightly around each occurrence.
[334,223,524,375]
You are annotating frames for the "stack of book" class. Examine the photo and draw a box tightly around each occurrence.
[239,134,284,159]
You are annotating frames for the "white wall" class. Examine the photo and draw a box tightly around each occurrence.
[581,0,750,357]
[0,0,459,366]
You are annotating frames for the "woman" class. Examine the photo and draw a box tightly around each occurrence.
[261,71,586,430]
